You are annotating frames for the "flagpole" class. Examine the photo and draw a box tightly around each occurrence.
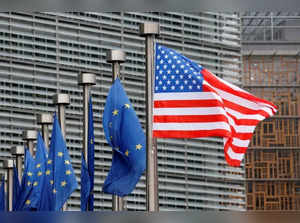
[78,72,96,211]
[3,159,14,211]
[139,22,160,212]
[10,146,24,182]
[37,113,53,149]
[53,93,70,211]
[106,49,126,211]
[22,130,37,156]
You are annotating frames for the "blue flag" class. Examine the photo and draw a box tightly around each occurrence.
[13,165,21,211]
[0,177,5,211]
[102,78,146,197]
[41,113,78,211]
[87,96,94,210]
[25,132,48,210]
[80,153,91,211]
[16,149,36,210]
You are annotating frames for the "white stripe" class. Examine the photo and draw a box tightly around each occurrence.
[232,138,250,148]
[153,107,227,116]
[154,92,222,102]
[153,122,231,131]
[225,108,266,121]
[227,146,244,161]
[214,88,274,116]
[226,115,256,133]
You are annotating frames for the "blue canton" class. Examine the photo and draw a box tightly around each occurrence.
[155,43,204,93]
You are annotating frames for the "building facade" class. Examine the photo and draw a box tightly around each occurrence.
[0,12,244,210]
[242,12,300,210]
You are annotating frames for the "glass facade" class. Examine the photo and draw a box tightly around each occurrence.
[0,12,244,210]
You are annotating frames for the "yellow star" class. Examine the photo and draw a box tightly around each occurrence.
[58,152,63,157]
[53,188,57,194]
[46,170,51,175]
[90,138,93,144]
[61,181,67,187]
[47,159,52,164]
[112,109,119,116]
[36,163,41,168]
[110,136,113,140]
[124,104,130,108]
[50,180,54,185]
[66,170,71,175]
[125,150,129,157]
[33,181,38,187]
[27,181,31,186]
[65,160,70,165]
[37,171,43,176]
[27,172,33,177]
[26,200,31,205]
[136,144,142,150]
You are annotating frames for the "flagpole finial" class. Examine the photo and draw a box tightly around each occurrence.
[106,50,126,63]
[78,73,96,86]
[3,159,14,169]
[53,94,70,105]
[139,22,160,36]
[22,130,37,141]
[37,113,52,125]
[10,146,24,183]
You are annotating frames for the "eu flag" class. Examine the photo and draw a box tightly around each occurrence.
[25,132,48,210]
[16,149,36,210]
[13,165,21,211]
[80,153,91,211]
[102,78,146,197]
[42,113,78,211]
[87,96,94,210]
[0,177,4,211]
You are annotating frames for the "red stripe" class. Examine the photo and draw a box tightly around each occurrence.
[154,99,224,108]
[202,69,278,110]
[153,129,231,138]
[227,113,260,126]
[229,142,248,153]
[224,138,243,167]
[153,114,229,123]
[223,99,270,117]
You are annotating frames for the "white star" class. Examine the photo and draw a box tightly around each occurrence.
[192,80,196,84]
[175,80,179,85]
[167,70,171,74]
[184,80,188,85]
[172,64,176,69]
[186,63,190,66]
[190,67,194,71]
[155,76,159,80]
[189,85,193,89]
[164,54,168,59]
[197,85,201,89]
[177,60,181,64]
[159,81,162,85]
[188,74,192,79]
[158,45,161,49]
[156,65,159,70]
[180,75,184,79]
[163,86,167,90]
[193,71,197,75]
[167,80,171,85]
[163,75,167,80]
[180,65,185,69]
[170,51,174,55]
[173,56,178,59]
[175,70,179,74]
[180,85,184,90]
[171,86,175,90]
[171,75,175,79]
[162,50,165,54]
[160,59,164,64]
[163,65,167,69]
[184,70,188,73]
[157,55,161,59]
[159,70,163,74]
[155,86,158,90]
[197,76,202,79]
[168,59,172,64]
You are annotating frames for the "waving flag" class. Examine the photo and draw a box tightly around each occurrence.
[102,78,146,197]
[154,44,277,166]
[25,132,48,210]
[40,113,78,211]
[0,177,4,211]
[16,149,36,210]
[80,153,91,211]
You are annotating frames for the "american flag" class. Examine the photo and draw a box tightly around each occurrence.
[153,44,277,166]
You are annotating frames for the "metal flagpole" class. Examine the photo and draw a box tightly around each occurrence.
[106,49,126,211]
[139,22,160,212]
[78,72,96,211]
[37,113,53,149]
[10,146,24,182]
[3,159,14,211]
[53,93,70,211]
[22,130,37,156]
